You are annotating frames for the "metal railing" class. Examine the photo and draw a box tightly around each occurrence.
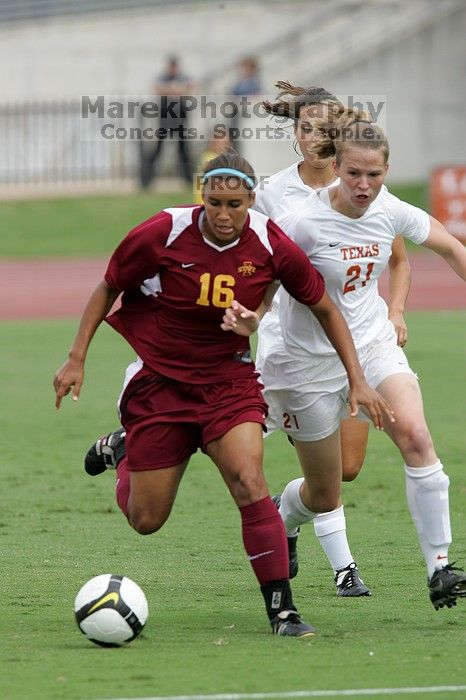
[0,100,139,184]
[0,98,219,186]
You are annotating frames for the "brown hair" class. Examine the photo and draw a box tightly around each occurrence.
[262,80,344,125]
[202,148,256,189]
[311,111,389,164]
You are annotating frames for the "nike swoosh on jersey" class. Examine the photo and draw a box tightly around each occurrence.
[88,592,119,613]
[328,242,339,247]
[181,263,195,268]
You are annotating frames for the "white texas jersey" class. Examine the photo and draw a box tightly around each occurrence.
[254,163,340,360]
[277,186,430,355]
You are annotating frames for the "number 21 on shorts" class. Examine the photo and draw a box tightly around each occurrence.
[283,412,300,430]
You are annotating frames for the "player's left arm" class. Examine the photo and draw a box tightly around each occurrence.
[422,216,466,280]
[387,235,411,347]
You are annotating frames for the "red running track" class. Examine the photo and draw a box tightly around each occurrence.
[0,252,464,320]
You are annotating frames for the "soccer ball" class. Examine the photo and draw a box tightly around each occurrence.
[74,574,149,647]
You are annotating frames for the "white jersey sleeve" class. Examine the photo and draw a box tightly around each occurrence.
[381,190,430,244]
[254,181,277,217]
[253,162,310,221]
[277,187,433,357]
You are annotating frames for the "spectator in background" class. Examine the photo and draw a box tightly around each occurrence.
[139,56,194,189]
[231,56,263,97]
[229,56,263,153]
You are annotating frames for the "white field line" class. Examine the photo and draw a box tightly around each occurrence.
[92,685,466,700]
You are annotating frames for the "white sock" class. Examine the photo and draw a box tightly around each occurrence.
[405,461,451,578]
[280,480,354,572]
[313,506,354,572]
[279,478,315,535]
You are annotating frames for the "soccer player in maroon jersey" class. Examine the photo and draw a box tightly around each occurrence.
[53,150,392,637]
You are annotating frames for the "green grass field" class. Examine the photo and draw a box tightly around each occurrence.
[0,192,191,258]
[1,186,463,699]
[1,312,465,700]
[0,182,427,258]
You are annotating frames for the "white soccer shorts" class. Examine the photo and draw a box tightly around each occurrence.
[263,320,416,442]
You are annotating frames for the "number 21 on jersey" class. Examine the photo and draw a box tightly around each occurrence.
[196,272,235,308]
[343,262,374,294]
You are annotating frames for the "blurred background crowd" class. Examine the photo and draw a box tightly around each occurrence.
[0,0,465,237]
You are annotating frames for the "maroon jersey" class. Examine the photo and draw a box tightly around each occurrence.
[105,205,324,383]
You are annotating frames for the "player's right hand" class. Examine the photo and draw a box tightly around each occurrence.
[388,309,408,347]
[53,359,84,409]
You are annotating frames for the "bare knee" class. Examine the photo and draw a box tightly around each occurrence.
[342,459,364,482]
[229,467,268,506]
[396,423,435,461]
[129,510,170,535]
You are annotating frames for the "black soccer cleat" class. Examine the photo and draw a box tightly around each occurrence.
[428,562,466,610]
[287,533,299,580]
[84,427,126,476]
[271,494,299,579]
[334,562,371,597]
[271,610,316,638]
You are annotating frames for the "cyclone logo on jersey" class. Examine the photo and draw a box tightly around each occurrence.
[238,261,256,277]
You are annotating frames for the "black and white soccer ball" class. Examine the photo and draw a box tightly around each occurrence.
[74,574,149,647]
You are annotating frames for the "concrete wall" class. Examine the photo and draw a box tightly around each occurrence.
[0,1,464,185]
[0,2,302,99]
[304,6,466,183]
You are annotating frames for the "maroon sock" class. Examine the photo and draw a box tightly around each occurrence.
[240,496,289,584]
[115,457,131,517]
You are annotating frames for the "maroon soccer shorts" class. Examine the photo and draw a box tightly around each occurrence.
[119,369,267,470]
